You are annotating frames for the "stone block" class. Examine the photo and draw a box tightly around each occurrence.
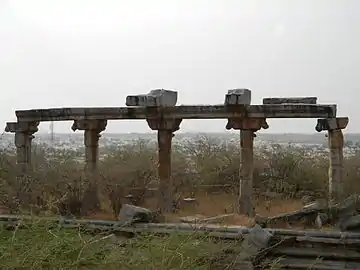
[224,89,251,105]
[263,97,317,105]
[315,117,349,132]
[118,204,154,225]
[126,89,178,107]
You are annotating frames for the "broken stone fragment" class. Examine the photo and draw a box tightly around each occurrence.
[237,225,273,268]
[338,214,360,231]
[126,89,178,107]
[224,89,251,105]
[118,204,154,225]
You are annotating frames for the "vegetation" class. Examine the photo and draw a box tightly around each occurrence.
[0,135,359,269]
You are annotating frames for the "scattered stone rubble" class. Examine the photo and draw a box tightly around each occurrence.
[117,199,360,269]
[255,194,360,232]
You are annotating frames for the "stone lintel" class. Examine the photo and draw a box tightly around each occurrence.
[71,119,107,132]
[224,89,251,105]
[226,118,268,131]
[263,97,317,105]
[315,117,349,132]
[146,119,182,131]
[126,89,178,107]
[15,104,337,121]
[5,121,39,133]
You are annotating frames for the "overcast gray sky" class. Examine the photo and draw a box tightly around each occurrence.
[1,0,359,134]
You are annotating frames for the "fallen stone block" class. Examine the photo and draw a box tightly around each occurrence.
[237,225,273,268]
[118,204,154,225]
[179,214,206,223]
[338,214,360,231]
[126,89,178,107]
[262,97,317,105]
[224,89,251,105]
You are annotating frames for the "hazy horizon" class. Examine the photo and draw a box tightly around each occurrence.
[1,0,359,134]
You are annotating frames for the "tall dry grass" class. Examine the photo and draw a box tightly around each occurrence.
[0,135,359,218]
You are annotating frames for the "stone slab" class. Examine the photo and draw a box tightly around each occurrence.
[224,89,251,105]
[315,117,349,132]
[126,89,178,107]
[263,97,317,105]
[14,104,337,122]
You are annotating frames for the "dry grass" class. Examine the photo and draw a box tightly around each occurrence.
[0,135,359,221]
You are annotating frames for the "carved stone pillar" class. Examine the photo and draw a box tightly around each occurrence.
[72,120,107,171]
[147,118,182,214]
[316,117,349,205]
[72,119,107,213]
[226,118,269,217]
[5,121,39,209]
[5,121,39,173]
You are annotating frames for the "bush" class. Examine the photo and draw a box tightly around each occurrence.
[0,135,359,216]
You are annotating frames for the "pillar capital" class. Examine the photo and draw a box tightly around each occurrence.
[315,117,349,132]
[5,121,39,134]
[146,118,182,131]
[226,118,269,131]
[71,119,107,132]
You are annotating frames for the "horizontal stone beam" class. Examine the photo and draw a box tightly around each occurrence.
[126,89,178,107]
[14,104,337,122]
[263,97,317,105]
[315,117,349,132]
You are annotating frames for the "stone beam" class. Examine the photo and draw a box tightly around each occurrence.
[15,104,337,122]
[126,89,178,107]
[147,119,182,214]
[263,97,317,105]
[315,117,349,206]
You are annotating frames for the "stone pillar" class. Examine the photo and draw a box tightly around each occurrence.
[226,118,269,216]
[5,121,39,209]
[147,118,182,213]
[316,117,349,205]
[72,120,107,171]
[5,121,39,173]
[71,119,107,213]
[126,89,179,214]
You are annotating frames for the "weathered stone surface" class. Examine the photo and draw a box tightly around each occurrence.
[71,119,107,132]
[338,214,360,231]
[118,204,154,225]
[5,121,39,133]
[14,104,337,122]
[224,89,251,105]
[315,117,349,132]
[126,89,178,107]
[179,214,206,223]
[226,118,268,131]
[146,118,182,131]
[263,97,317,105]
[237,225,273,266]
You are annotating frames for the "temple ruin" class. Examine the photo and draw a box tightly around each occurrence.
[4,89,349,216]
